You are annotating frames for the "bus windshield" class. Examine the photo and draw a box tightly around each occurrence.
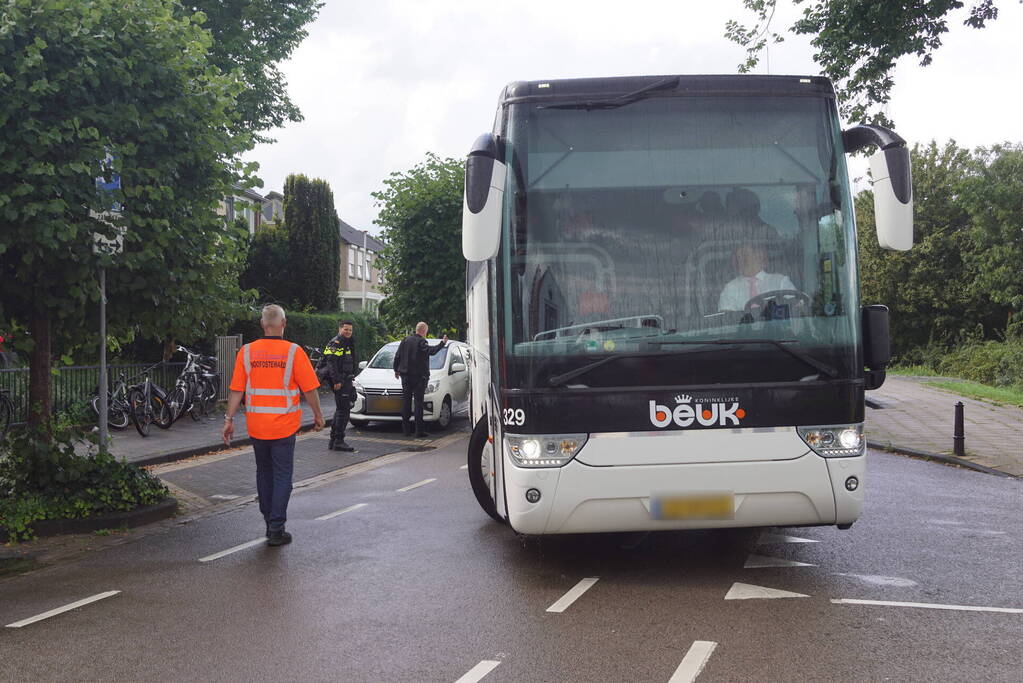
[498,94,861,390]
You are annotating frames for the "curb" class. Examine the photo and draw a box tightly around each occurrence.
[868,440,1019,479]
[130,417,327,468]
[0,498,179,543]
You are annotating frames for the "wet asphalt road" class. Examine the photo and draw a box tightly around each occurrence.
[1,438,1020,682]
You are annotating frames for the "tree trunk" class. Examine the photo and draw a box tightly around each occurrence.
[27,310,52,429]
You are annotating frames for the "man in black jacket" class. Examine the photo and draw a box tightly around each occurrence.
[319,319,358,451]
[393,321,447,437]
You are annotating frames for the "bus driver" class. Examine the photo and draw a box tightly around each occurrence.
[718,242,796,312]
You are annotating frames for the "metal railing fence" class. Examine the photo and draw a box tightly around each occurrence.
[0,362,192,427]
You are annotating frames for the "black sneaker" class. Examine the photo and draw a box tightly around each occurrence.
[335,440,355,452]
[267,530,292,547]
[328,439,335,450]
[265,523,270,538]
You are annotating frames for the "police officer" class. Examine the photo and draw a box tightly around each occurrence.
[393,322,448,437]
[222,304,325,547]
[319,319,357,452]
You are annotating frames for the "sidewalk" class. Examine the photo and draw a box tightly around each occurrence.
[94,400,336,466]
[866,375,1023,477]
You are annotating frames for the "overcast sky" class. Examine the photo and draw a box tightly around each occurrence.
[247,0,1023,235]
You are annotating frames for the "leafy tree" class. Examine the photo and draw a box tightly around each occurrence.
[726,1,1007,125]
[185,0,322,141]
[373,154,465,337]
[240,223,291,304]
[959,143,1023,313]
[283,174,341,311]
[0,0,251,425]
[857,141,1011,358]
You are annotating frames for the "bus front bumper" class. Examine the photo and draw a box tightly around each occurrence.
[503,453,864,535]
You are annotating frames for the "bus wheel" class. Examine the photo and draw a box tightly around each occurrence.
[468,416,504,523]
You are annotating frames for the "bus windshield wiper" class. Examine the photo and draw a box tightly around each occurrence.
[538,76,680,111]
[546,343,719,387]
[649,338,839,379]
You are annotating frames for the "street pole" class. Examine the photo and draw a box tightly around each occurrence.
[362,230,368,312]
[98,266,108,455]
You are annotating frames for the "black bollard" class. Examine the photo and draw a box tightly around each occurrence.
[953,401,965,457]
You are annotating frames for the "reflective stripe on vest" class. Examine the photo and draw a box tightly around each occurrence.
[242,342,301,414]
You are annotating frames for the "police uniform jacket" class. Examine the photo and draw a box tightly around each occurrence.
[319,335,357,387]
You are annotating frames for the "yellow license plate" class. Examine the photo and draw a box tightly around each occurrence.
[652,493,734,520]
[369,396,403,414]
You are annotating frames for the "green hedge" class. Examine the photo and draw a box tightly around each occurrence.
[228,310,392,362]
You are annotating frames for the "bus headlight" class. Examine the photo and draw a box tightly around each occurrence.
[506,433,587,468]
[797,424,864,457]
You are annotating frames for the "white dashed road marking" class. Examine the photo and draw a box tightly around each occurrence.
[316,503,368,521]
[198,538,265,563]
[459,464,468,470]
[546,577,600,613]
[725,582,809,600]
[835,573,917,588]
[397,478,437,492]
[668,641,718,683]
[758,533,818,544]
[454,660,501,683]
[6,591,120,628]
[832,598,1023,614]
[744,554,816,568]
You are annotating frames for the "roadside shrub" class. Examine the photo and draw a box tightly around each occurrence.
[0,425,169,542]
[935,340,1023,388]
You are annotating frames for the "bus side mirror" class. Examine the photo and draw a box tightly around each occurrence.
[862,304,890,390]
[463,133,506,261]
[842,124,913,251]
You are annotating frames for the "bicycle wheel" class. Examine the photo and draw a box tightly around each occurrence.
[108,399,131,430]
[90,393,130,430]
[128,388,151,437]
[198,378,217,416]
[168,385,188,424]
[152,392,173,429]
[187,385,202,421]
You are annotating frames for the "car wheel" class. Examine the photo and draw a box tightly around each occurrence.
[467,416,504,523]
[436,396,452,429]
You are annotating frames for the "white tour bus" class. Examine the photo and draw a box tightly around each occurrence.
[462,75,912,535]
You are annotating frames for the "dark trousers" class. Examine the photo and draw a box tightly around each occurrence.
[400,374,427,435]
[253,434,296,531]
[331,386,353,442]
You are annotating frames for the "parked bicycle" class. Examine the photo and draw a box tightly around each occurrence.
[89,371,132,431]
[167,346,218,423]
[127,363,173,437]
[0,388,14,439]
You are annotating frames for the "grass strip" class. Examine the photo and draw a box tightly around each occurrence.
[923,380,1023,408]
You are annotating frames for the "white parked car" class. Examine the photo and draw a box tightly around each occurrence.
[350,339,470,429]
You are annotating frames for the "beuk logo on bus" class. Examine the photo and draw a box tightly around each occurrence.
[648,394,747,428]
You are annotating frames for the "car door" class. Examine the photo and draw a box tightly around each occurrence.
[448,346,470,411]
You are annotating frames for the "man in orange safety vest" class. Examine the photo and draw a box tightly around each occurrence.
[222,304,325,546]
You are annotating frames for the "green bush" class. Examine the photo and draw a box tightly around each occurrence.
[933,340,1023,388]
[0,425,170,542]
[229,310,392,361]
